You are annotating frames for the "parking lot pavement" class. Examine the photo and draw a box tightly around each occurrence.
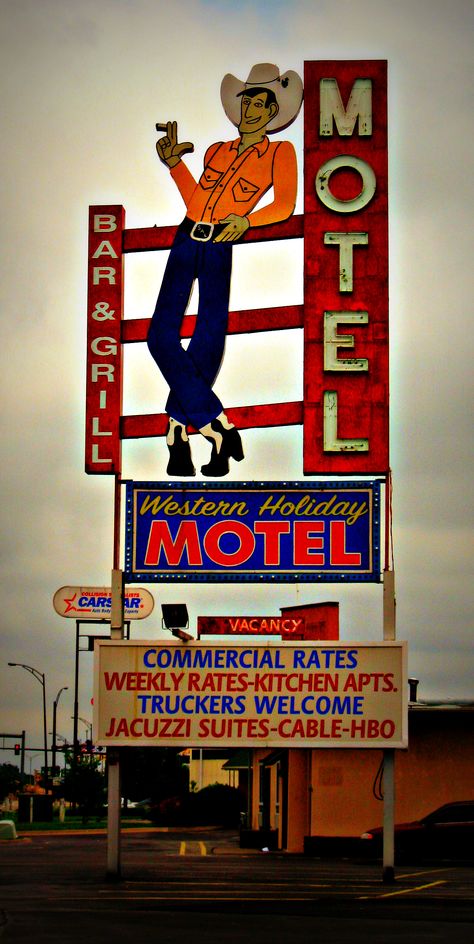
[0,832,473,943]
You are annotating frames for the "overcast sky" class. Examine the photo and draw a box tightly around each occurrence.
[1,0,473,767]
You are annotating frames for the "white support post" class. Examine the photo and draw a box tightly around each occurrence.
[110,568,124,640]
[107,563,124,879]
[382,567,396,883]
[106,750,121,880]
[383,568,396,641]
[382,748,395,883]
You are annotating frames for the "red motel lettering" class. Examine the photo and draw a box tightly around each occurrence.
[143,518,362,569]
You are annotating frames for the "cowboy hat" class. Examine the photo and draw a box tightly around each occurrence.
[221,63,303,133]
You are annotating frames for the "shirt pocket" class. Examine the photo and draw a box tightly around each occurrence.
[232,177,259,203]
[199,165,223,190]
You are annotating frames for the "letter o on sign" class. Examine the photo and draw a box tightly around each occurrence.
[204,521,255,567]
[316,155,376,213]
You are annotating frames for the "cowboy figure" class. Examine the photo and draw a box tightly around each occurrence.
[147,63,303,477]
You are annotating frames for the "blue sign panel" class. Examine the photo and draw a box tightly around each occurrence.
[124,481,381,583]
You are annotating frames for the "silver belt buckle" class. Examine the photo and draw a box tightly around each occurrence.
[190,221,214,242]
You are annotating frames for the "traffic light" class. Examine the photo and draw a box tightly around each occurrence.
[86,739,93,753]
[14,743,21,756]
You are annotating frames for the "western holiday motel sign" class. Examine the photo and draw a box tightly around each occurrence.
[124,481,381,583]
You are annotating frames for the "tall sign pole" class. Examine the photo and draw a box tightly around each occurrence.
[303,61,395,879]
[107,490,124,879]
[86,205,125,879]
[383,471,396,881]
[383,573,396,882]
[107,494,123,878]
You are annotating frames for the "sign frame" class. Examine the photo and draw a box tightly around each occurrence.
[93,639,408,750]
[124,480,382,583]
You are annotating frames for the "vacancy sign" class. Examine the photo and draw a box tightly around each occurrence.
[94,641,407,749]
[197,616,306,636]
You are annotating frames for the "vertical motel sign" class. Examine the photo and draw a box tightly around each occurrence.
[304,60,388,475]
[85,61,388,477]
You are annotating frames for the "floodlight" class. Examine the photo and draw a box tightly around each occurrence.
[161,604,193,641]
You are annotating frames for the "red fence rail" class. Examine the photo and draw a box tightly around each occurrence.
[120,215,305,439]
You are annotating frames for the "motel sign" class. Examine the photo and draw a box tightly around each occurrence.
[84,59,402,881]
[85,60,388,479]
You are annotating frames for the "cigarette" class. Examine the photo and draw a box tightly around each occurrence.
[155,123,168,132]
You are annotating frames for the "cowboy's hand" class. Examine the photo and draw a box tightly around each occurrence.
[156,121,194,169]
[215,214,250,242]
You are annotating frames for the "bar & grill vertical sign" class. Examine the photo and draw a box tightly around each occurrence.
[85,205,125,474]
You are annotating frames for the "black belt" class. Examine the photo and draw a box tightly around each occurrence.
[179,218,227,242]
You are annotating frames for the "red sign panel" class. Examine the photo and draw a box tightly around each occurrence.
[303,61,388,474]
[280,602,339,640]
[85,205,125,474]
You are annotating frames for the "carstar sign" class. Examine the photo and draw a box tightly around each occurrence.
[53,585,154,620]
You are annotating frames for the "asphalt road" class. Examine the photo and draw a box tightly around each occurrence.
[0,828,473,943]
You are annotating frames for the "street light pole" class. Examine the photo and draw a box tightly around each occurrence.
[52,686,68,776]
[51,733,68,772]
[72,715,93,746]
[29,752,43,777]
[78,716,92,741]
[8,662,49,794]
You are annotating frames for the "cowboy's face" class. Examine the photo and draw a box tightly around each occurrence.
[238,92,278,134]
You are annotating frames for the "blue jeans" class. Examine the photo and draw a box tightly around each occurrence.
[147,226,233,429]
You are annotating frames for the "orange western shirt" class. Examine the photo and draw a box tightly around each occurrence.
[170,136,297,227]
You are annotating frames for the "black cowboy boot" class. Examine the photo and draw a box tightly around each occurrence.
[201,419,244,477]
[166,424,195,476]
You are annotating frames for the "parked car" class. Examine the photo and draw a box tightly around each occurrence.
[361,800,474,861]
[127,797,152,811]
[121,797,152,811]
